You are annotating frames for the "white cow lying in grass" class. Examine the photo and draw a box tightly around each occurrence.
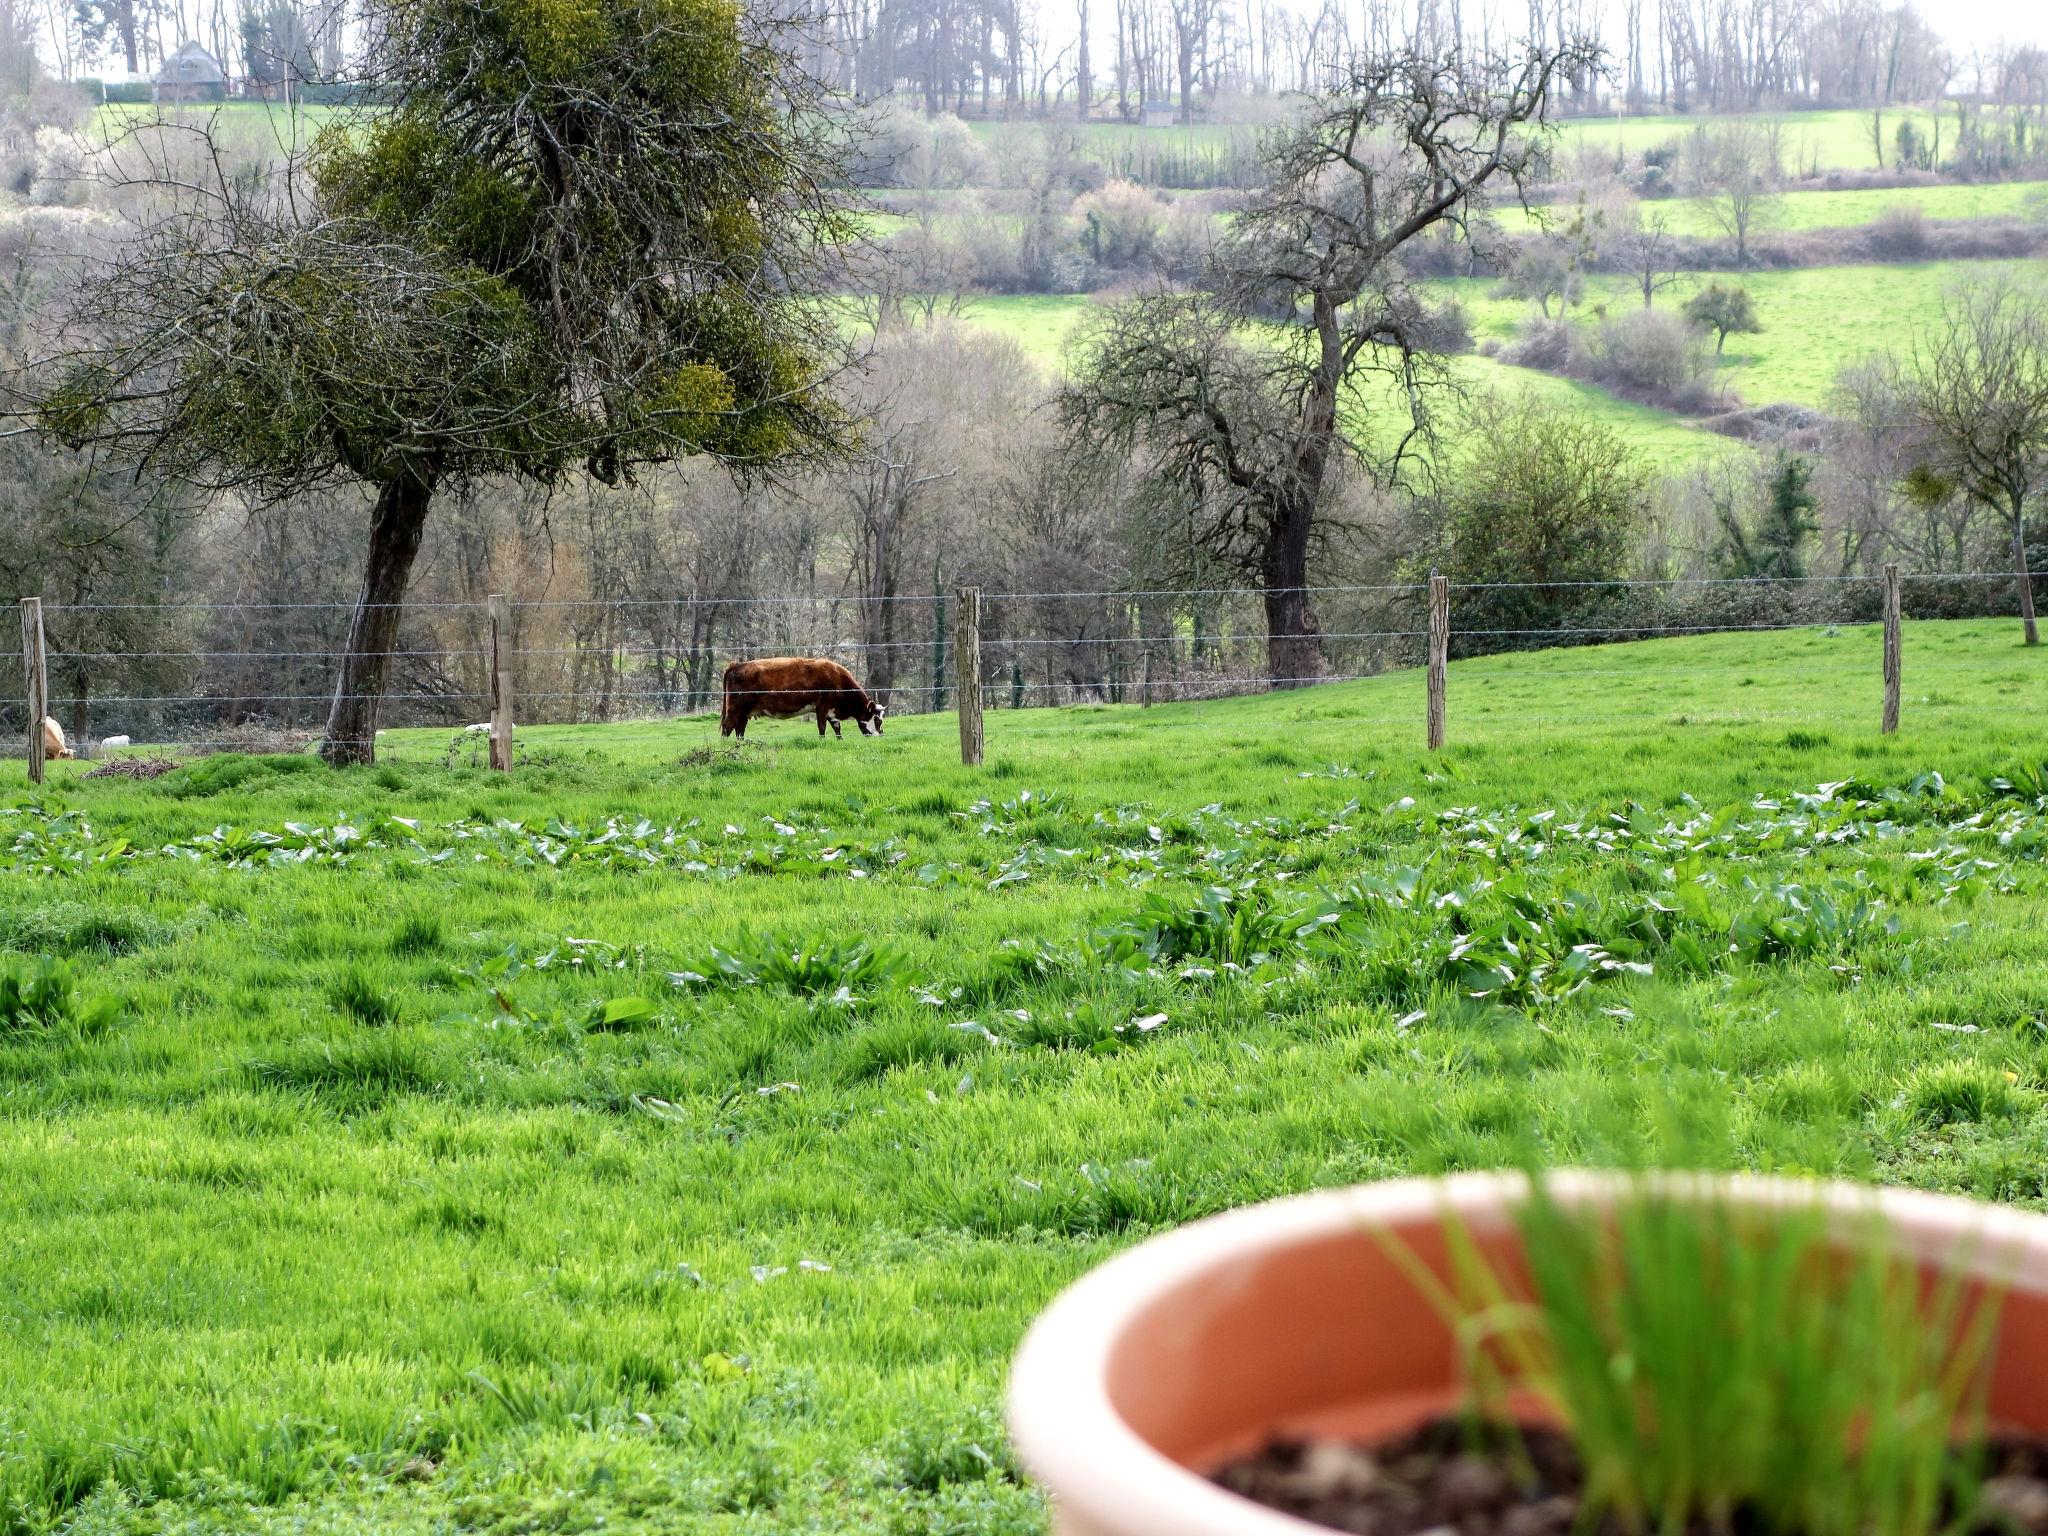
[102,735,131,749]
[41,716,70,760]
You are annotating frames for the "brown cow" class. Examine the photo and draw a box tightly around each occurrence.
[41,716,71,760]
[720,657,885,741]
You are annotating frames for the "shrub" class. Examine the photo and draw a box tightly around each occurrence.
[1153,198,1217,282]
[1494,237,1582,318]
[1502,315,1573,371]
[1415,392,1655,654]
[28,127,93,209]
[857,105,988,190]
[1553,306,1724,413]
[1866,202,1930,260]
[1074,179,1164,269]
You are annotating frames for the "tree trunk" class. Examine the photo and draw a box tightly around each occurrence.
[1262,498,1322,686]
[2016,504,2040,648]
[321,470,437,765]
[69,671,89,743]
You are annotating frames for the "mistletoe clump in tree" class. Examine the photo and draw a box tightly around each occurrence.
[1059,41,1595,685]
[38,0,851,762]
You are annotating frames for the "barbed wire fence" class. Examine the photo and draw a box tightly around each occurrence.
[4,567,2034,778]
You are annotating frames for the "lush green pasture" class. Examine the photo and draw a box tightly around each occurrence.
[963,107,1950,182]
[1446,257,2026,410]
[3,620,2048,1534]
[953,293,1734,463]
[89,98,345,146]
[1553,106,1945,174]
[1505,178,2048,236]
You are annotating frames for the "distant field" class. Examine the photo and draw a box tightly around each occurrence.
[954,292,1737,465]
[1445,258,2022,410]
[91,97,345,143]
[1508,179,2048,236]
[957,105,1955,184]
[1553,105,1946,174]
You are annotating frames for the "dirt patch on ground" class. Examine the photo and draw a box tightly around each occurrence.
[1210,1417,2048,1536]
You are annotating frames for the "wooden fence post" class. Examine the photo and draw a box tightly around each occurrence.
[1881,562,1901,736]
[488,592,513,771]
[1426,572,1449,752]
[21,597,46,785]
[954,585,983,767]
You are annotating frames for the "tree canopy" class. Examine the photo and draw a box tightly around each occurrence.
[1060,39,1597,685]
[35,0,855,760]
[1683,282,1762,354]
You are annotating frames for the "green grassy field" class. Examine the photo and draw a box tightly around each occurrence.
[964,107,1952,181]
[1553,106,1947,174]
[3,619,2047,1535]
[1504,178,2048,236]
[953,293,1736,464]
[90,98,346,146]
[1447,258,2025,411]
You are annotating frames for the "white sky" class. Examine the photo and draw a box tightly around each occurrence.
[1931,0,2045,55]
[65,0,2046,84]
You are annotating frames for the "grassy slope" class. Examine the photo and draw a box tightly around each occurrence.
[1449,258,2030,410]
[960,107,1950,177]
[955,294,1735,465]
[3,620,2047,1535]
[1553,106,1947,174]
[1502,178,2048,235]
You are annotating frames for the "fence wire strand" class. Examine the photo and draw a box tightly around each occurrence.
[6,570,2037,753]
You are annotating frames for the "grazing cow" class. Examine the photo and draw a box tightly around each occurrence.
[41,716,70,760]
[721,657,884,741]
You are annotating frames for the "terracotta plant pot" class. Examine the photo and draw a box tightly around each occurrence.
[1008,1171,2048,1536]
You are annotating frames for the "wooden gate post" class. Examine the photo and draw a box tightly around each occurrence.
[954,585,983,767]
[1881,563,1901,735]
[21,597,46,785]
[488,592,513,771]
[1426,573,1449,752]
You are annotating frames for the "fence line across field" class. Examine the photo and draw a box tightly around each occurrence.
[25,568,2024,618]
[3,561,2007,779]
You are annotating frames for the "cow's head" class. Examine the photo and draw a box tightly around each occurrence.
[857,702,886,736]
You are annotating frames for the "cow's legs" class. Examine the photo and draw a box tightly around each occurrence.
[816,705,829,736]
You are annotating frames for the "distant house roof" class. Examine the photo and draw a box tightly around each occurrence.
[156,41,227,86]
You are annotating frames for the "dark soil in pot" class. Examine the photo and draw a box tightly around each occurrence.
[1209,1417,2048,1536]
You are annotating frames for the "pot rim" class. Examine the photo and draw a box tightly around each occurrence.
[1007,1170,2048,1536]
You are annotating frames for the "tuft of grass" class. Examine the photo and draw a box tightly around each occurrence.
[1400,1178,2005,1536]
[686,929,908,997]
[330,967,399,1027]
[0,956,122,1039]
[1904,1062,2025,1129]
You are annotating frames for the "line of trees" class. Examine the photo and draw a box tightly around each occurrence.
[3,20,2042,760]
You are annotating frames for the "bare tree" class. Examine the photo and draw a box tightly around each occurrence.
[1615,205,1686,308]
[1685,118,1778,266]
[1898,277,2048,646]
[845,420,952,701]
[1060,39,1594,684]
[1167,0,1219,121]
